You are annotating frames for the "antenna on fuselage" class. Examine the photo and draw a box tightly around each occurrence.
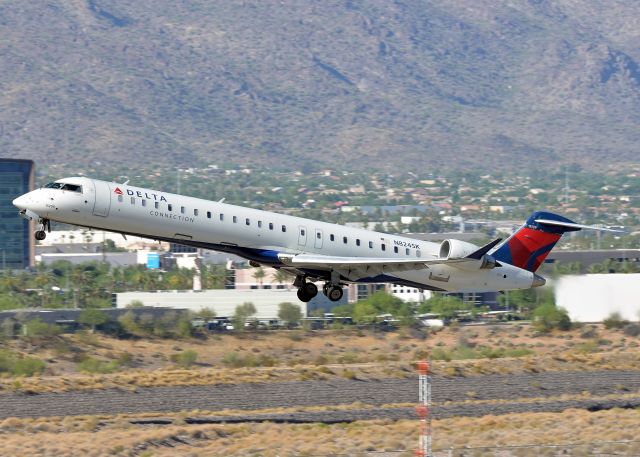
[123,180,130,185]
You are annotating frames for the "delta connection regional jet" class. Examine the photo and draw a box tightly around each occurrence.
[13,177,613,303]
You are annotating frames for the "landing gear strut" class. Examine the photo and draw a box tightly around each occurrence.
[34,219,50,241]
[323,270,344,302]
[294,275,318,302]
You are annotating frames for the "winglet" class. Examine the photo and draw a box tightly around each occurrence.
[465,238,502,260]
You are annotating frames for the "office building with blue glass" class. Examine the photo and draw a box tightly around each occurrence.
[0,159,35,269]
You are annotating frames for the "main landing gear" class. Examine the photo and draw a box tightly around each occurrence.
[34,219,51,241]
[294,274,344,303]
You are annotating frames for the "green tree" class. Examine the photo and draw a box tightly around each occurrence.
[195,307,217,321]
[118,310,141,336]
[421,295,469,320]
[278,302,302,328]
[353,301,378,324]
[78,309,108,333]
[533,303,571,332]
[252,267,266,288]
[233,302,257,330]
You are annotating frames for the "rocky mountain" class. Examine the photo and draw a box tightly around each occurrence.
[0,0,638,172]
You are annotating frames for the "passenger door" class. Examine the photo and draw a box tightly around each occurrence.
[92,180,111,217]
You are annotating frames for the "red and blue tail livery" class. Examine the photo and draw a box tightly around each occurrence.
[492,211,582,272]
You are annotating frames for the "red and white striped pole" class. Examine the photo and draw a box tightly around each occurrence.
[415,360,432,457]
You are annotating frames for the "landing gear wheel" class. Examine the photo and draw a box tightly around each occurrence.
[327,286,343,302]
[297,288,311,302]
[297,281,318,302]
[35,230,46,241]
[303,282,318,298]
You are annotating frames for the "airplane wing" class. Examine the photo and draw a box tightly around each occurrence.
[277,253,480,276]
[278,238,503,279]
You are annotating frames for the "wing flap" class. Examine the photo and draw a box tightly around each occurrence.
[277,253,480,274]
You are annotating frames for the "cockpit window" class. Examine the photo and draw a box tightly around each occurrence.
[61,184,82,193]
[44,182,82,193]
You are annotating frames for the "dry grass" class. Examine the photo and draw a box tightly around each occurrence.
[1,324,639,394]
[1,407,639,456]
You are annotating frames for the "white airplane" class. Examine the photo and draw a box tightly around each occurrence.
[13,177,612,303]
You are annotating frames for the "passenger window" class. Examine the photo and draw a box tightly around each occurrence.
[181,206,185,214]
[194,209,199,216]
[416,250,421,258]
[300,229,305,236]
[343,236,348,244]
[406,248,410,255]
[168,204,173,212]
[282,225,287,232]
[220,214,224,221]
[330,234,335,242]
[154,202,159,209]
[246,218,250,226]
[381,244,386,251]
[141,199,147,207]
[369,241,373,249]
[118,195,123,203]
[130,197,135,204]
[394,246,399,254]
[317,232,321,239]
[356,239,360,246]
[269,223,274,230]
[207,211,211,219]
[258,221,262,228]
[233,216,237,223]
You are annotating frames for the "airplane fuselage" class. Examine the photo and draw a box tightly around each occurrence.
[13,177,539,296]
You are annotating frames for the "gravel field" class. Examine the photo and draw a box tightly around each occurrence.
[1,370,639,420]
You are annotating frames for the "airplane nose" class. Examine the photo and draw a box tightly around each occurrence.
[13,195,27,210]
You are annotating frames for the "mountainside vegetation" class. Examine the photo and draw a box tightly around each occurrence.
[0,0,639,172]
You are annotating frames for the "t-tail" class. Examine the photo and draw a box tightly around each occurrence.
[491,211,615,273]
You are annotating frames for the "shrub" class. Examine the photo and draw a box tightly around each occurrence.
[533,304,571,332]
[76,357,120,374]
[623,323,640,337]
[0,350,46,376]
[170,350,198,368]
[23,319,62,339]
[78,309,108,332]
[12,357,46,377]
[603,312,629,330]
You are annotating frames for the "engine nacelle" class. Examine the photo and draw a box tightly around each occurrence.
[439,239,480,260]
[439,239,499,270]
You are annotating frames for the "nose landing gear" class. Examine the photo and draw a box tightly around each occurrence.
[34,219,51,241]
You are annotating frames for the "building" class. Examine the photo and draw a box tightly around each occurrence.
[555,274,640,322]
[114,289,306,319]
[0,159,35,270]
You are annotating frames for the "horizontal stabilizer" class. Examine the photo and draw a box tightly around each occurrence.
[534,219,622,233]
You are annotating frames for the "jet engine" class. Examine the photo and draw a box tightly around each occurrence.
[439,239,499,270]
[439,239,479,259]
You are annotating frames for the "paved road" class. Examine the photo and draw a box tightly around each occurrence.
[1,371,639,419]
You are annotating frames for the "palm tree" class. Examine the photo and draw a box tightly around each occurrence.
[252,267,266,289]
[272,269,292,290]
